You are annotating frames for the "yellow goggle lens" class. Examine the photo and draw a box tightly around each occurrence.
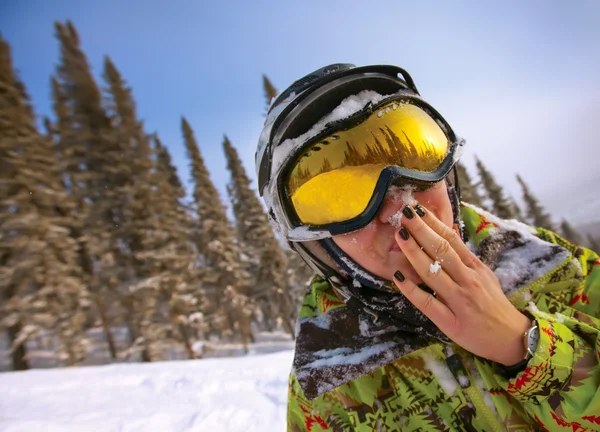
[287,100,449,226]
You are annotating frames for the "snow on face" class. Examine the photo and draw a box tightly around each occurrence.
[388,210,403,229]
[385,186,417,228]
[387,185,417,206]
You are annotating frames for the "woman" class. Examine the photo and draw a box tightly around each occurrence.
[256,64,600,431]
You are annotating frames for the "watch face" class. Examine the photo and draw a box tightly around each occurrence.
[528,326,540,354]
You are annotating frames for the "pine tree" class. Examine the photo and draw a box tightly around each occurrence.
[262,74,278,113]
[455,161,485,208]
[52,21,131,360]
[508,196,525,222]
[516,174,554,230]
[475,157,516,219]
[103,57,203,360]
[0,34,89,368]
[154,134,185,198]
[284,248,315,312]
[560,220,583,245]
[223,136,295,335]
[182,118,253,348]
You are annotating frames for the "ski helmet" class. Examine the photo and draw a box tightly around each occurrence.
[256,63,464,292]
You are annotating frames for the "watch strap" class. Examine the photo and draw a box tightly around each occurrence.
[500,357,530,379]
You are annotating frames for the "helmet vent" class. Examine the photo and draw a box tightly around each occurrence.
[290,74,319,92]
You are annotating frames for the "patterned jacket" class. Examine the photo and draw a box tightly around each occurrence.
[287,205,600,431]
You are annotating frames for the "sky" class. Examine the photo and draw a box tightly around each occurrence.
[2,0,599,225]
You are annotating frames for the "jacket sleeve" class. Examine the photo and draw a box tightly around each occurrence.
[494,242,600,431]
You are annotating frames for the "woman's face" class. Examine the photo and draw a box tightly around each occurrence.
[332,181,455,284]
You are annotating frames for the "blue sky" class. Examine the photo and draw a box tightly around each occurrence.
[2,0,599,224]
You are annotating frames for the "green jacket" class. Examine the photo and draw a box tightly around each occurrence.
[287,205,600,431]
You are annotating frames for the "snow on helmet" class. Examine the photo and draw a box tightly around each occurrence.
[255,63,464,291]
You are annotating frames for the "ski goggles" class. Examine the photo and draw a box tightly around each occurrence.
[283,98,461,233]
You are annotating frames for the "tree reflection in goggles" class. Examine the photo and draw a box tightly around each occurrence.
[286,100,450,226]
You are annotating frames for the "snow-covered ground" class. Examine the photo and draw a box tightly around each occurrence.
[0,350,294,432]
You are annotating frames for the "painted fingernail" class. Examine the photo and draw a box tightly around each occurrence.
[399,227,410,240]
[402,206,415,219]
[394,270,405,282]
[415,204,426,217]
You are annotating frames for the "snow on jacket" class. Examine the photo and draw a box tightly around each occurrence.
[287,205,600,431]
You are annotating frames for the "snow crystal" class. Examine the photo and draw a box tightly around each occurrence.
[313,347,354,358]
[305,342,396,369]
[351,237,358,244]
[526,301,541,316]
[352,279,362,288]
[457,375,470,388]
[452,137,466,163]
[287,225,331,241]
[422,352,458,396]
[554,312,567,323]
[365,220,377,231]
[462,202,536,236]
[472,372,498,416]
[340,256,384,287]
[430,260,442,274]
[387,185,417,206]
[300,313,332,330]
[493,237,570,297]
[388,210,403,229]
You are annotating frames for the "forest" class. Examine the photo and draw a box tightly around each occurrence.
[1,21,597,372]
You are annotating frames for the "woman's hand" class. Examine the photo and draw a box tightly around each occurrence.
[392,205,531,366]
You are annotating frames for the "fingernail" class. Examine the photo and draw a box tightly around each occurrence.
[394,270,405,282]
[399,227,409,240]
[402,206,414,219]
[415,204,426,217]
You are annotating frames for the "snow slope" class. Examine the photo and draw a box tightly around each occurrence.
[0,350,294,432]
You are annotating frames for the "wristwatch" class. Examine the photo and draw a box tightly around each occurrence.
[523,320,540,359]
[500,320,540,379]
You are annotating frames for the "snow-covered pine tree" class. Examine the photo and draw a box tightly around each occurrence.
[508,195,525,222]
[284,249,315,312]
[223,136,295,335]
[0,35,90,368]
[455,161,486,209]
[154,134,185,197]
[103,58,203,360]
[262,74,278,113]
[516,174,554,231]
[49,76,119,360]
[182,118,253,348]
[475,157,516,220]
[52,21,131,360]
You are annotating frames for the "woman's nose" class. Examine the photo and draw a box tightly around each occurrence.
[377,192,406,225]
